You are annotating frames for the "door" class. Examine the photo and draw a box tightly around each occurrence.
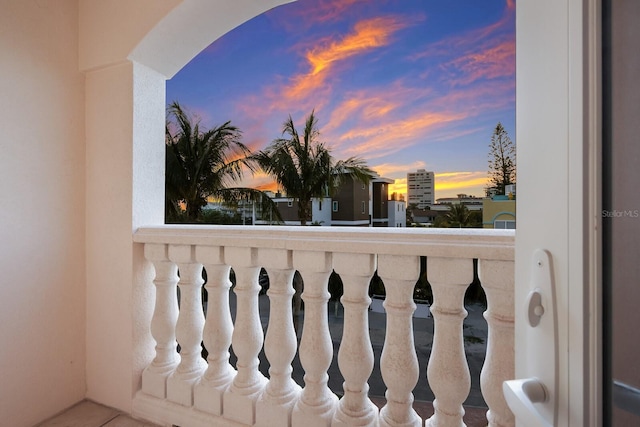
[507,0,601,426]
[603,0,640,424]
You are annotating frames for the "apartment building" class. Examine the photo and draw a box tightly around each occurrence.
[407,169,435,209]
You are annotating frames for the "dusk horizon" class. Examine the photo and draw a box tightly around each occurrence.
[166,0,516,201]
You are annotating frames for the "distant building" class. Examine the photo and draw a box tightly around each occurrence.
[388,200,406,227]
[264,172,405,227]
[432,194,484,211]
[407,169,435,209]
[482,185,516,229]
[331,175,371,226]
[410,208,446,225]
[371,176,394,227]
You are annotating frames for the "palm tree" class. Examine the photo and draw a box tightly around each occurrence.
[255,111,374,225]
[165,101,278,223]
[446,203,471,228]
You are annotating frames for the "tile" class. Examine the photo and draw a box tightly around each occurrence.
[36,401,119,427]
[103,414,160,427]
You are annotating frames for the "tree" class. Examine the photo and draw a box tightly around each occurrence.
[165,101,278,223]
[446,203,471,228]
[406,202,419,225]
[255,111,375,225]
[486,122,516,196]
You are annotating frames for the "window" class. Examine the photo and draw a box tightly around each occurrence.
[332,201,339,212]
[318,201,322,211]
[361,201,366,214]
[494,220,516,229]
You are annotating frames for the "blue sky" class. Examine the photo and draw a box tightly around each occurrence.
[166,0,515,199]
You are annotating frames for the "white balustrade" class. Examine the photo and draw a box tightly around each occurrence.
[131,226,514,427]
[193,245,236,415]
[478,260,515,427]
[224,246,267,425]
[426,257,473,427]
[141,243,180,398]
[256,248,302,426]
[291,250,338,427]
[166,244,207,406]
[378,255,422,427]
[332,252,379,427]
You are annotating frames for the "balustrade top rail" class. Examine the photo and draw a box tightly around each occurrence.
[134,225,515,260]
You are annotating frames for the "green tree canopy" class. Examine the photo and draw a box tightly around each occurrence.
[486,122,516,196]
[165,101,278,223]
[446,203,471,228]
[255,111,374,225]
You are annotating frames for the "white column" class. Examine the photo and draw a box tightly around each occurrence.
[141,243,180,399]
[166,245,207,406]
[194,246,236,416]
[256,248,302,426]
[378,255,421,427]
[478,260,515,427]
[425,257,473,427]
[292,250,338,427]
[223,246,267,425]
[332,253,378,427]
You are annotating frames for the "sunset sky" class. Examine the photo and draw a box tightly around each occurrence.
[166,0,515,200]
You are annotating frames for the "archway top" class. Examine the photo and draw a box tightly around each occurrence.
[80,0,295,77]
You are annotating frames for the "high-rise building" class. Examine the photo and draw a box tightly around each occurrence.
[407,169,435,209]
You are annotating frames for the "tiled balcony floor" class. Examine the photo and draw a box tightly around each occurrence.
[37,399,488,427]
[35,400,160,427]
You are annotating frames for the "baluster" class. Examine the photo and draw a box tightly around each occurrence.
[291,250,338,427]
[166,245,207,406]
[378,255,421,427]
[141,243,180,398]
[256,248,302,426]
[223,246,267,425]
[332,252,378,427]
[478,260,515,427]
[426,257,473,427]
[193,246,236,415]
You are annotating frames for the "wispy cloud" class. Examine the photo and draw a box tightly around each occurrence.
[411,0,515,88]
[442,38,515,86]
[336,110,468,159]
[370,161,427,177]
[281,16,414,105]
[435,171,487,194]
[268,0,367,30]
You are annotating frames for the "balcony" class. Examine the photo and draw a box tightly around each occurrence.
[131,226,515,427]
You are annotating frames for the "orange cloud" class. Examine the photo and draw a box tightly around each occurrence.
[434,171,488,198]
[338,110,467,159]
[389,178,407,197]
[307,17,408,75]
[411,0,514,65]
[370,161,427,177]
[325,94,402,133]
[283,16,412,103]
[269,0,364,31]
[446,39,515,85]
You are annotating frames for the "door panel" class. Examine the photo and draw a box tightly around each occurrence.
[604,0,640,424]
[513,0,600,425]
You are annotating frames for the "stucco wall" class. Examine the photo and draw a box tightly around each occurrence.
[482,198,516,228]
[0,1,87,425]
